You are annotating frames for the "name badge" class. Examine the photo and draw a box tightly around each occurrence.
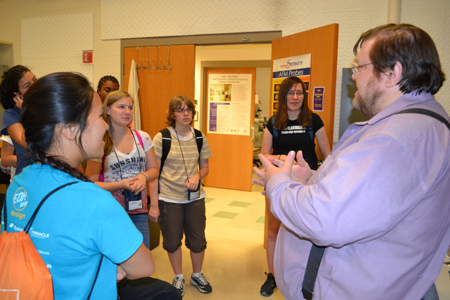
[127,199,143,211]
[123,190,143,211]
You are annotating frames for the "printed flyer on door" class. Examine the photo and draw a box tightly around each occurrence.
[272,54,311,114]
[207,73,252,135]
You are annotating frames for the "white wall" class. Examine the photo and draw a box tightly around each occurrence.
[21,13,94,82]
[0,0,121,90]
[401,0,450,112]
[1,0,449,143]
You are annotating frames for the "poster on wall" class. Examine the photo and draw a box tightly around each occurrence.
[272,54,311,115]
[313,87,325,111]
[207,74,252,135]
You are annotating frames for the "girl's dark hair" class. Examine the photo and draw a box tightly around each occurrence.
[275,76,311,130]
[97,75,120,93]
[0,65,30,110]
[21,72,94,182]
[166,95,196,127]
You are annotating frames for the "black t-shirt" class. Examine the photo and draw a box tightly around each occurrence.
[266,113,324,170]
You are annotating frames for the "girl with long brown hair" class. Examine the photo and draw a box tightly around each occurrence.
[260,76,330,297]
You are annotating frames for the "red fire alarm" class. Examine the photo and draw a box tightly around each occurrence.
[83,50,93,63]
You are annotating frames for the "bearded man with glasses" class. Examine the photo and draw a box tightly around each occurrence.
[254,24,449,300]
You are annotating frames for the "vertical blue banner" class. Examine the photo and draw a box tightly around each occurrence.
[313,87,324,111]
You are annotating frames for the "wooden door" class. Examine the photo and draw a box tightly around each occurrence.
[264,24,339,248]
[123,45,195,138]
[271,24,338,158]
[203,68,256,191]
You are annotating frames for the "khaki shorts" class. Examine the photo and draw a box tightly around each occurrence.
[158,199,207,253]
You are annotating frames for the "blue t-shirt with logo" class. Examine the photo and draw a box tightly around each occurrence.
[1,107,30,175]
[2,164,143,300]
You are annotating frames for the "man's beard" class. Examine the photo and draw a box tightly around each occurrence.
[352,77,384,119]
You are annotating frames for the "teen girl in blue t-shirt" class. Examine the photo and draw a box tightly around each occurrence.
[2,72,155,299]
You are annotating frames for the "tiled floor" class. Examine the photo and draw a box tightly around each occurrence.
[150,181,450,300]
[150,182,286,299]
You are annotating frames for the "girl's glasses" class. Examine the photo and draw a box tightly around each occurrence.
[174,108,193,113]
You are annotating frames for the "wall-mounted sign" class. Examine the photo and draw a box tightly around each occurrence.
[83,50,93,63]
[207,73,252,135]
[272,54,311,115]
[313,87,324,112]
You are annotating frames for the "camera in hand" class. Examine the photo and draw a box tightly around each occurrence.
[187,180,201,201]
[188,182,200,193]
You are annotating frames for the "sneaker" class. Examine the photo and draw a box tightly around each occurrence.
[260,272,277,297]
[172,276,185,297]
[190,273,212,294]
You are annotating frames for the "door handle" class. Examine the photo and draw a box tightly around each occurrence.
[250,125,255,142]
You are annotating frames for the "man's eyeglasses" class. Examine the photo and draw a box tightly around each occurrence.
[351,62,373,76]
[287,91,304,98]
[174,108,193,113]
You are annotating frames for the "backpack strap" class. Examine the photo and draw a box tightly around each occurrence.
[24,181,78,233]
[191,128,204,193]
[99,155,106,182]
[158,128,172,193]
[2,196,6,227]
[396,108,450,130]
[271,117,279,151]
[307,122,314,143]
[307,123,315,146]
[86,255,103,300]
[159,128,172,176]
[305,122,318,170]
[271,117,279,137]
[193,128,203,163]
[132,129,145,151]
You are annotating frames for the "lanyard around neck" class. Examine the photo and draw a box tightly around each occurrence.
[113,129,142,180]
[174,127,196,182]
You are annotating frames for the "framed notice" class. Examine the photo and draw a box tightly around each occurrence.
[207,73,252,135]
[313,87,324,111]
